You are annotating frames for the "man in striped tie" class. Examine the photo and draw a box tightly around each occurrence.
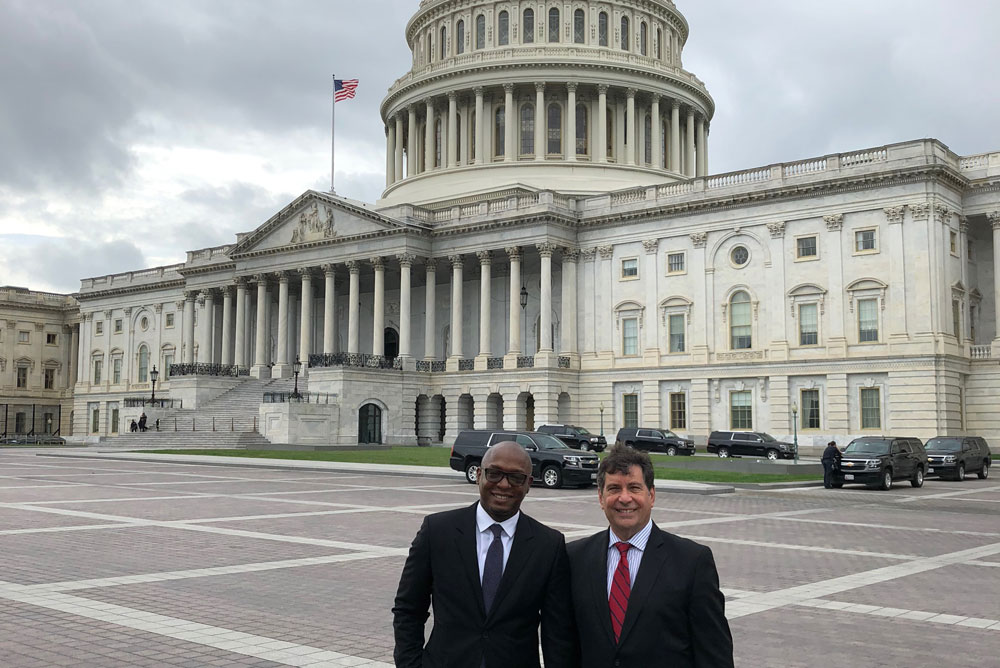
[568,445,734,667]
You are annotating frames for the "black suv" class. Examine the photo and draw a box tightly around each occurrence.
[537,424,607,452]
[706,431,795,460]
[924,436,991,481]
[450,430,600,489]
[833,437,927,490]
[615,427,695,456]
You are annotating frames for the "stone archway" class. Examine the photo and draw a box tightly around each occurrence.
[358,403,383,444]
[384,328,399,360]
[486,393,504,429]
[457,394,474,431]
[557,392,572,424]
[517,391,534,431]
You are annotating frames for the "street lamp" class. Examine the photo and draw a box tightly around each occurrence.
[519,285,528,353]
[291,355,302,400]
[791,401,799,463]
[149,366,159,405]
[599,402,605,437]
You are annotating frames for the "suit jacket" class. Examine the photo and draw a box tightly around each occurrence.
[568,523,734,668]
[392,503,577,668]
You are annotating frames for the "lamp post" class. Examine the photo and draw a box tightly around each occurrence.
[599,402,605,436]
[149,366,159,405]
[791,401,799,463]
[291,355,302,400]
[519,285,528,354]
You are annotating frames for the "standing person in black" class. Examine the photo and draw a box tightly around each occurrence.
[392,441,577,668]
[821,440,842,488]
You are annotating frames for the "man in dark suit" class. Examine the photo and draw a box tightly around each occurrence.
[392,441,577,668]
[568,445,734,667]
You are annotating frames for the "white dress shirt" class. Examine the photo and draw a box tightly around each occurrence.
[605,519,653,596]
[476,502,519,582]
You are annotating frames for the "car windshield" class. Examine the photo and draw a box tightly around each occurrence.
[845,439,889,455]
[533,433,571,450]
[759,433,777,442]
[925,438,962,452]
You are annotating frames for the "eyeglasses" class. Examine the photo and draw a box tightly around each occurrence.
[481,467,529,486]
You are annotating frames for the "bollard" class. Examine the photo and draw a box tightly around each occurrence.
[212,417,216,432]
[231,417,234,432]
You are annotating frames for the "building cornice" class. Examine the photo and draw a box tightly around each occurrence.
[74,279,186,302]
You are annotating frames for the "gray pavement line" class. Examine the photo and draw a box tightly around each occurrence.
[676,534,921,561]
[966,560,1000,567]
[19,494,218,505]
[0,483,92,489]
[772,515,1000,538]
[0,583,394,668]
[792,598,1000,631]
[906,497,1000,504]
[725,540,1000,620]
[0,523,135,536]
[657,506,831,529]
[894,485,1000,502]
[181,507,391,523]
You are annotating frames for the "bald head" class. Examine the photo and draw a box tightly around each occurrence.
[482,441,532,471]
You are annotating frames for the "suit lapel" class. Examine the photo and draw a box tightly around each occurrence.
[486,513,535,619]
[589,532,616,646]
[455,503,486,618]
[617,524,668,646]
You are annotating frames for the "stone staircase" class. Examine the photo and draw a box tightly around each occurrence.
[105,376,306,450]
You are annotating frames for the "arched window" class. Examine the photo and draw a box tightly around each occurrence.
[434,118,442,167]
[547,102,562,155]
[520,103,535,156]
[730,292,752,349]
[644,114,652,164]
[440,26,447,59]
[640,22,648,56]
[455,112,462,163]
[137,345,149,383]
[470,108,476,160]
[656,27,662,59]
[426,33,433,62]
[523,9,534,43]
[574,9,585,43]
[495,107,505,158]
[606,108,614,159]
[621,16,630,51]
[548,8,560,42]
[498,10,509,46]
[661,119,669,167]
[456,20,465,54]
[476,14,486,49]
[576,104,588,155]
[598,12,608,46]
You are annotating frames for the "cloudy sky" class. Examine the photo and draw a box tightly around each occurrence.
[1,0,998,294]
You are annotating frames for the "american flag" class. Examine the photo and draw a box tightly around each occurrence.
[334,78,359,102]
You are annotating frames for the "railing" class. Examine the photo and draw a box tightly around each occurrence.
[706,167,771,189]
[487,357,504,369]
[458,359,475,371]
[517,356,535,368]
[783,158,827,177]
[840,147,887,166]
[147,416,259,433]
[971,345,992,360]
[610,187,647,205]
[169,363,248,377]
[308,353,401,370]
[263,392,337,404]
[959,154,990,170]
[415,360,430,372]
[431,361,446,372]
[558,356,571,369]
[124,398,183,409]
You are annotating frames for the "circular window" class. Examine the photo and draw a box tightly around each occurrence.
[730,245,750,267]
[140,316,149,331]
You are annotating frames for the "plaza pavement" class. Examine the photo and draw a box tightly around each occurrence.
[0,448,997,666]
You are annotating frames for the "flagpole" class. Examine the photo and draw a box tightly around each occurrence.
[330,74,336,194]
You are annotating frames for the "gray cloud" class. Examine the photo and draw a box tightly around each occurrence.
[0,236,146,292]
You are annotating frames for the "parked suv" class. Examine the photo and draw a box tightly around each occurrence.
[706,431,795,460]
[833,436,927,490]
[924,436,991,481]
[450,430,600,489]
[537,424,607,452]
[615,428,695,456]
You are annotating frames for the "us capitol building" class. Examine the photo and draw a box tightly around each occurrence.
[3,0,999,447]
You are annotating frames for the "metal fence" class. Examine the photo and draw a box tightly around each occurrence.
[169,363,249,377]
[0,403,63,437]
[124,398,183,409]
[308,353,402,370]
[263,392,337,404]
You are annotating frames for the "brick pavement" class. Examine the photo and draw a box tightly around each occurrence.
[0,448,997,666]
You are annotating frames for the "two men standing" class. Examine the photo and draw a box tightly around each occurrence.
[392,443,734,667]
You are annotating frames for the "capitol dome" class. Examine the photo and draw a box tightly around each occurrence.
[378,0,714,206]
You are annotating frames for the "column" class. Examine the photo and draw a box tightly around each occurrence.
[477,250,492,359]
[696,116,707,177]
[538,243,555,353]
[703,126,709,174]
[561,248,578,356]
[651,95,661,168]
[385,123,395,187]
[686,108,696,176]
[449,255,464,358]
[394,114,404,182]
[183,292,196,363]
[425,260,437,359]
[274,272,290,375]
[990,212,1000,345]
[201,291,215,363]
[424,98,435,171]
[670,101,680,172]
[566,83,577,162]
[298,269,313,365]
[397,253,414,360]
[447,91,458,168]
[406,105,418,176]
[504,83,515,162]
[474,87,484,165]
[234,278,247,368]
[372,257,385,357]
[347,260,360,354]
[507,247,522,358]
[534,82,545,160]
[625,88,636,165]
[581,249,596,356]
[220,286,234,365]
[251,276,269,377]
[323,264,337,354]
[885,207,908,341]
[69,324,79,387]
[615,98,625,162]
[460,98,471,165]
[597,85,608,164]
[597,246,614,357]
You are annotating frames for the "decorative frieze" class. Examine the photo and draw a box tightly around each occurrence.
[580,247,597,262]
[883,206,905,224]
[562,248,580,262]
[716,351,766,361]
[934,204,951,225]
[766,222,785,239]
[597,245,614,260]
[689,232,707,248]
[823,214,843,231]
[910,203,931,221]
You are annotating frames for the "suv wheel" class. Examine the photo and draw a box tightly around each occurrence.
[464,460,480,484]
[910,467,924,488]
[955,463,965,482]
[879,469,893,491]
[541,465,563,489]
[766,449,779,461]
[717,447,730,458]
[666,446,677,457]
[579,441,590,451]
[978,461,990,479]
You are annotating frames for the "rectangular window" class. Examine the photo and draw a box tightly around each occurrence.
[46,332,57,345]
[730,391,752,429]
[111,408,119,434]
[95,321,104,335]
[164,354,174,379]
[669,393,686,430]
[91,407,100,434]
[799,303,818,346]
[855,229,877,252]
[113,358,122,384]
[668,314,685,353]
[114,319,123,334]
[801,389,820,429]
[860,388,881,429]
[165,313,175,328]
[950,230,958,256]
[623,394,639,428]
[621,258,638,278]
[858,298,879,342]
[18,330,29,343]
[796,236,817,259]
[667,252,685,274]
[44,368,55,390]
[93,360,102,384]
[952,300,961,338]
[16,367,28,388]
[622,318,638,356]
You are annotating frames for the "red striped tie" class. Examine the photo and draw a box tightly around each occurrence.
[609,542,631,642]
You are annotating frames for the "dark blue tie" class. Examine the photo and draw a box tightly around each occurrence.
[481,523,503,613]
